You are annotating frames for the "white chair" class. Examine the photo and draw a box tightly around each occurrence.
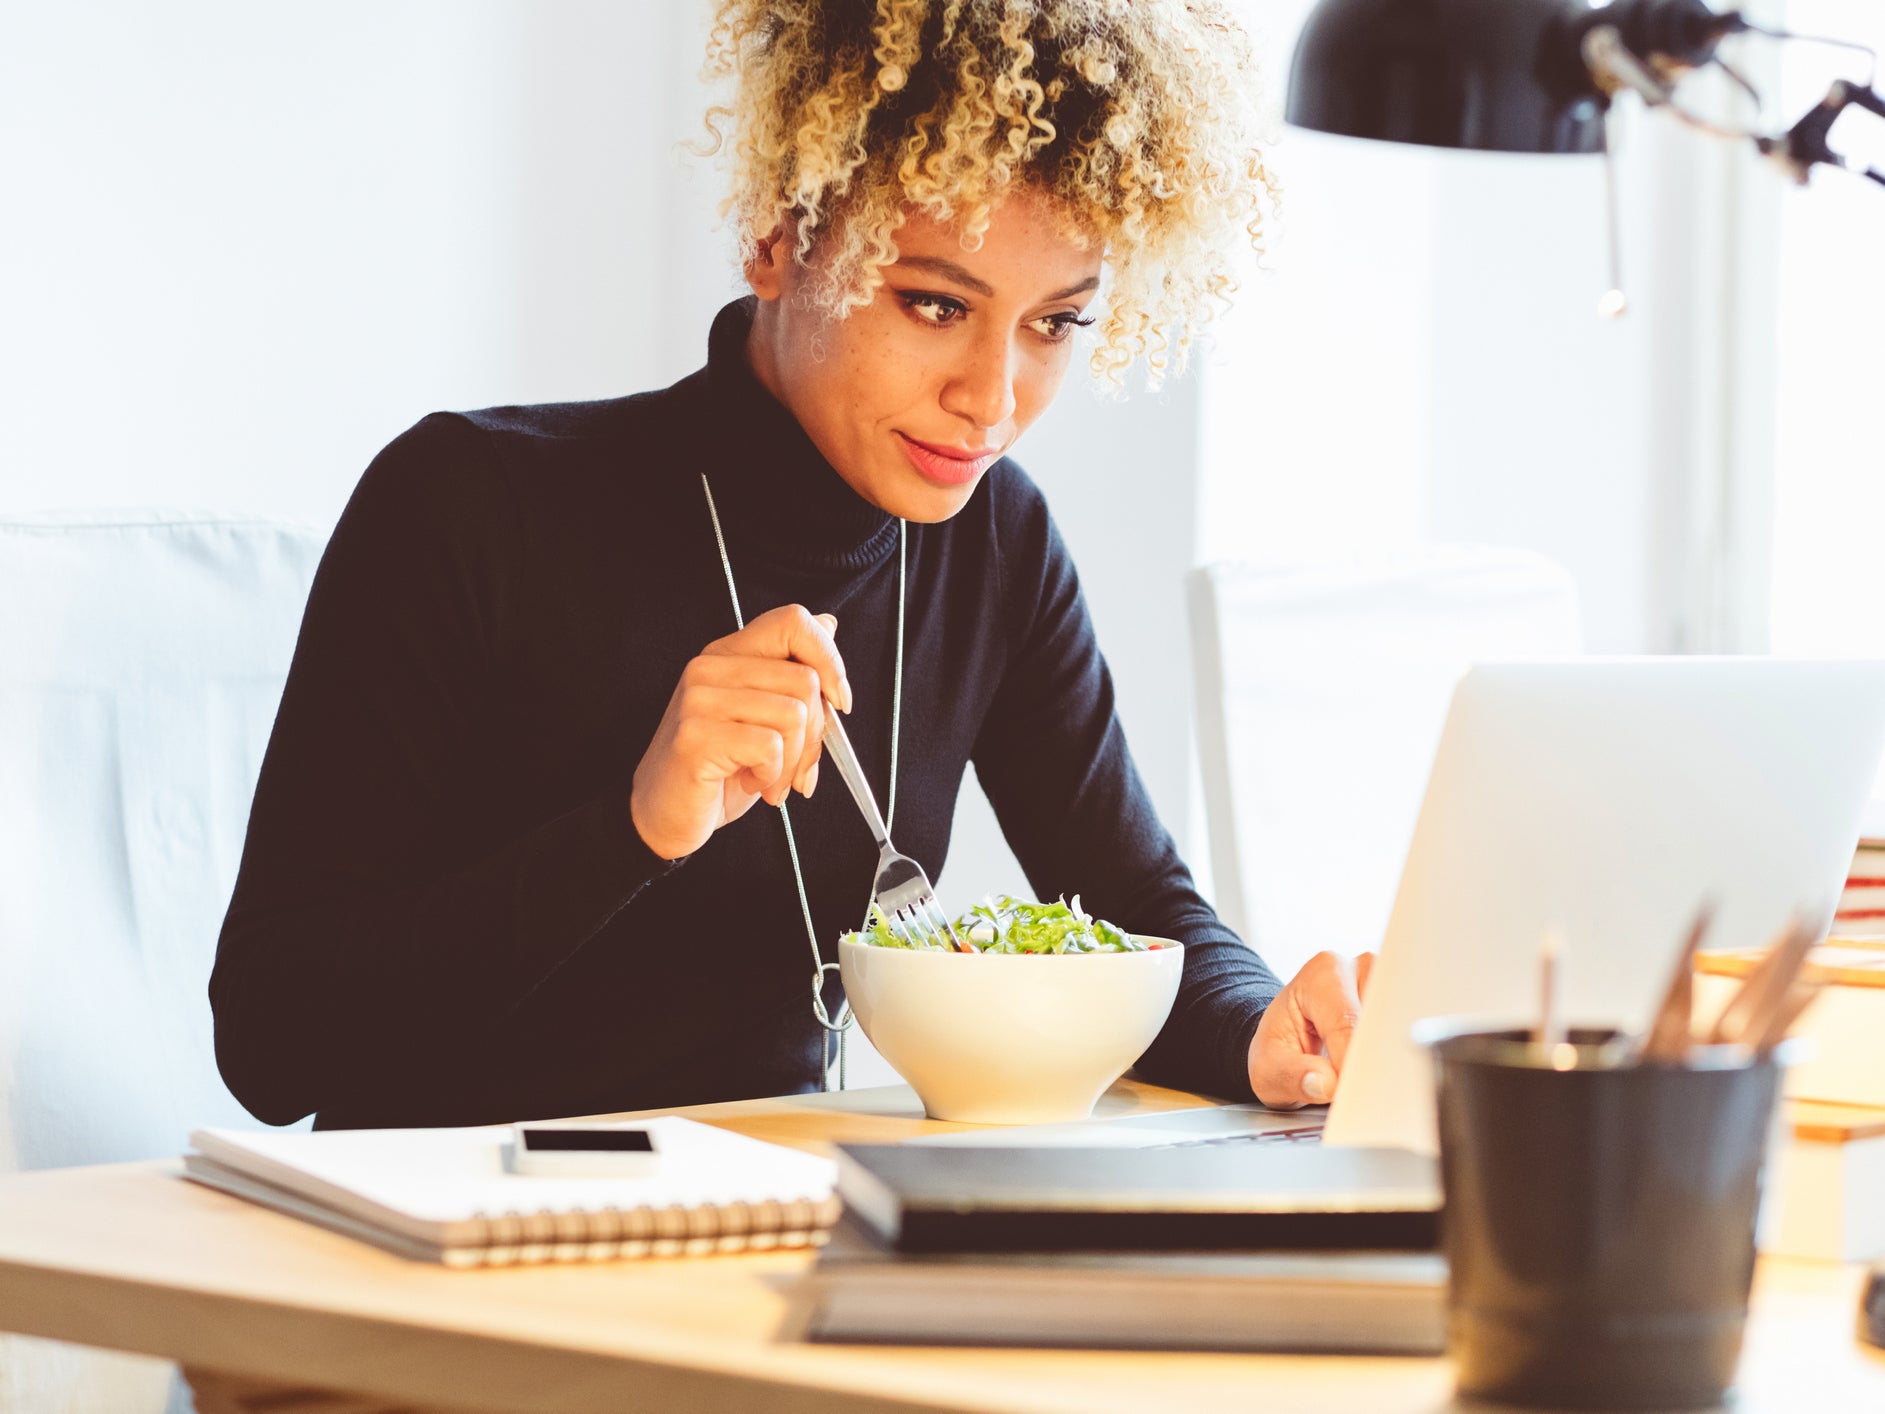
[1188,548,1582,985]
[0,513,324,1413]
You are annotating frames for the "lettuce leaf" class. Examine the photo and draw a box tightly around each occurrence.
[841,894,1154,954]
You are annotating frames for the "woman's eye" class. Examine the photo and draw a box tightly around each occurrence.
[1029,312,1096,342]
[903,294,966,327]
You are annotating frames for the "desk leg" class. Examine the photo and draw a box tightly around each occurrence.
[183,1365,471,1414]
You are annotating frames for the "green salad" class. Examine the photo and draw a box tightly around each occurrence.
[842,894,1161,954]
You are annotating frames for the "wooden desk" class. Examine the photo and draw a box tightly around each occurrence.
[0,1080,1878,1414]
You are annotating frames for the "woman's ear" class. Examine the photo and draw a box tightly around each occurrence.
[744,223,789,301]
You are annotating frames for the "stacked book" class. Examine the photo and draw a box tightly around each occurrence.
[1835,837,1885,939]
[1767,1102,1885,1262]
[793,1141,1447,1353]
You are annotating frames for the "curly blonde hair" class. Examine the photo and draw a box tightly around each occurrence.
[700,0,1277,387]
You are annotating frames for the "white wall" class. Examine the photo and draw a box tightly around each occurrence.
[2,1,738,526]
[1765,0,1885,811]
[1768,0,1885,659]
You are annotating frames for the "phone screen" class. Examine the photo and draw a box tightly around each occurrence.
[519,1128,655,1153]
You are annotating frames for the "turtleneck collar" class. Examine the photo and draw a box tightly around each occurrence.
[698,297,899,576]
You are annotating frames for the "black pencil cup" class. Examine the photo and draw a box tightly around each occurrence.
[1425,1026,1782,1411]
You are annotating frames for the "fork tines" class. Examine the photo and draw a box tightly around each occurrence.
[878,886,966,951]
[895,898,959,951]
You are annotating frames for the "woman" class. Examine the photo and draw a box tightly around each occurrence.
[210,0,1368,1130]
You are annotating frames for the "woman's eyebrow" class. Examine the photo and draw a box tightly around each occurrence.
[892,256,1102,305]
[1043,274,1102,302]
[893,255,995,296]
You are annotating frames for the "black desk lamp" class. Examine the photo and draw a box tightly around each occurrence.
[1285,0,1882,181]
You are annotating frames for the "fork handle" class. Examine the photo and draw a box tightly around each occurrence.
[820,704,891,850]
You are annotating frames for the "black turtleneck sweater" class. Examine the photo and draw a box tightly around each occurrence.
[211,299,1283,1130]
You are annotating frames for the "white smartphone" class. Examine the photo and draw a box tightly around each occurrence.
[507,1124,661,1178]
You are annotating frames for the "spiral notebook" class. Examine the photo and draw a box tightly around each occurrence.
[184,1118,840,1267]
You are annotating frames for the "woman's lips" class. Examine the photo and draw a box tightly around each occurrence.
[896,432,999,487]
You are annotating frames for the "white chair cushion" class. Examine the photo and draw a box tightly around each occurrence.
[0,514,324,1172]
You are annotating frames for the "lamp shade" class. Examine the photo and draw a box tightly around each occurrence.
[1285,0,1610,154]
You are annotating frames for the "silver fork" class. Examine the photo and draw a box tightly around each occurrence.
[819,705,968,951]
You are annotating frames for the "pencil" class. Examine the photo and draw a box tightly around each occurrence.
[1710,915,1818,1046]
[1535,928,1564,1052]
[1749,981,1822,1057]
[1641,901,1714,1063]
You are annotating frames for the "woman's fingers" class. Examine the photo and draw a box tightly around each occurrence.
[679,655,830,799]
[701,604,851,714]
[679,718,786,798]
[1245,951,1368,1109]
[678,684,819,805]
[630,605,845,860]
[1298,951,1364,1075]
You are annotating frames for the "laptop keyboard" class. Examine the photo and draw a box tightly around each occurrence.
[1144,1124,1325,1149]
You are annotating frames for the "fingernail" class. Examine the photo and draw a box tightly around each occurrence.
[803,762,819,797]
[1302,1070,1329,1104]
[818,613,838,632]
[841,680,854,714]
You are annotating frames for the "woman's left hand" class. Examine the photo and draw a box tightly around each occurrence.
[1245,950,1374,1109]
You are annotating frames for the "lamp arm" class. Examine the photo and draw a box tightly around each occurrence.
[1759,79,1885,188]
[1738,21,1878,89]
[1582,24,1759,141]
[1575,4,1885,190]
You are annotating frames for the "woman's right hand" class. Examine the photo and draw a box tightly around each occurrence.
[629,605,852,860]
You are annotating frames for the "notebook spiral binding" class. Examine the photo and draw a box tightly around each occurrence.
[466,1193,844,1266]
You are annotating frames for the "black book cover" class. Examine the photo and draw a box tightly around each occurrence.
[836,1142,1441,1254]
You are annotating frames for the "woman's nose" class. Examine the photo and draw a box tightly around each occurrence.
[939,335,1017,431]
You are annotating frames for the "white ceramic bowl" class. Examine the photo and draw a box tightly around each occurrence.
[838,937,1185,1125]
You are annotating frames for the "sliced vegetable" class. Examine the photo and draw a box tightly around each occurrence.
[842,894,1151,954]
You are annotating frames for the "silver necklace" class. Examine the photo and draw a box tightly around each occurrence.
[699,473,905,1092]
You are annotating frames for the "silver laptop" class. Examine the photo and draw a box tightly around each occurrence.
[912,658,1885,1155]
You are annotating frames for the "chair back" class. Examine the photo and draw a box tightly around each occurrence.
[0,514,323,1172]
[1188,549,1582,983]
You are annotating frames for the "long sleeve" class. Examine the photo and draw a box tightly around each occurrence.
[970,476,1281,1100]
[210,414,677,1126]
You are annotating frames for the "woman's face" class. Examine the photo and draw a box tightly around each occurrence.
[744,187,1104,523]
